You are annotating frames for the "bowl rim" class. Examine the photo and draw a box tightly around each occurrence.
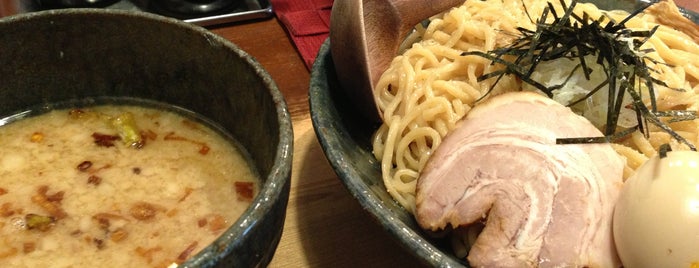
[0,8,294,267]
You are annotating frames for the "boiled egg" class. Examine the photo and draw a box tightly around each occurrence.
[613,150,699,268]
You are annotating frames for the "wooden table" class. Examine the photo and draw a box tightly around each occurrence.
[207,0,699,266]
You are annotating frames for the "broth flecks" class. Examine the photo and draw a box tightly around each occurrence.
[0,104,259,267]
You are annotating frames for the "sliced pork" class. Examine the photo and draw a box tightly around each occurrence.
[415,92,624,268]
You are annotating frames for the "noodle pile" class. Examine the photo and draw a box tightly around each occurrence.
[372,0,699,213]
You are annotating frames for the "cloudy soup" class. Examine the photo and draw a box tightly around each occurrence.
[0,101,259,267]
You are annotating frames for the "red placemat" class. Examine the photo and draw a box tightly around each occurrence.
[271,0,333,69]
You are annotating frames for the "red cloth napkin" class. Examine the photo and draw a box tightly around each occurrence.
[271,0,333,69]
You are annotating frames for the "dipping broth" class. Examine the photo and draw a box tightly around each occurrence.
[0,103,259,267]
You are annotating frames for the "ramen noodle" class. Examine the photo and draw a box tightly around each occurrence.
[372,0,699,213]
[0,104,259,267]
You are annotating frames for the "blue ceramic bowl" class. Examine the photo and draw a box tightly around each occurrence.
[0,9,292,268]
[310,1,698,267]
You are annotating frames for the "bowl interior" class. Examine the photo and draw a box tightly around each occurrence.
[309,1,699,267]
[0,9,292,267]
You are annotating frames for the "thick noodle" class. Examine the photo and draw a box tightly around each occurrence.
[372,0,699,214]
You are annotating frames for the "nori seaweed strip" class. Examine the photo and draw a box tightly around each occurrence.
[626,84,696,150]
[655,110,698,123]
[557,136,610,144]
[576,12,594,80]
[617,1,654,27]
[659,143,672,158]
[556,125,638,144]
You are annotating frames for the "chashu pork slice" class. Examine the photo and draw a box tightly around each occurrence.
[415,92,624,268]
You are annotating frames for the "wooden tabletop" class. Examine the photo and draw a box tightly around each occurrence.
[207,1,699,266]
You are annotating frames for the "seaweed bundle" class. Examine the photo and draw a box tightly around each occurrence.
[462,0,697,150]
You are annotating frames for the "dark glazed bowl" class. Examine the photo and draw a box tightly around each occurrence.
[310,1,698,267]
[310,40,465,268]
[0,9,293,268]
